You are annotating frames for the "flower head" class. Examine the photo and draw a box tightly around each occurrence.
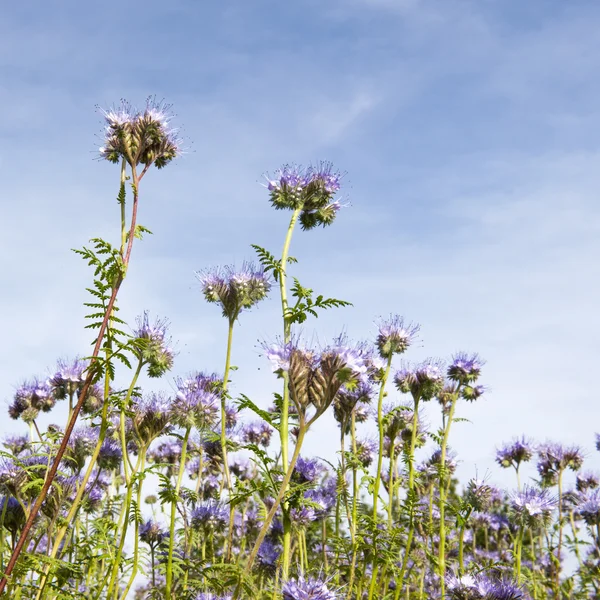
[375,315,420,359]
[139,519,167,547]
[496,437,535,470]
[9,379,55,422]
[282,575,338,600]
[394,359,445,400]
[265,162,344,229]
[131,393,172,446]
[447,352,484,383]
[171,372,221,429]
[576,489,600,526]
[510,486,557,528]
[98,96,181,168]
[49,357,88,400]
[197,262,272,322]
[537,442,584,486]
[132,312,174,378]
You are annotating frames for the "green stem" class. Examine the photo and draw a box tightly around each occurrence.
[278,207,301,581]
[372,355,393,523]
[166,426,191,599]
[243,423,307,579]
[438,392,459,599]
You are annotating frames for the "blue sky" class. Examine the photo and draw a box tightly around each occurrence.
[1,0,600,490]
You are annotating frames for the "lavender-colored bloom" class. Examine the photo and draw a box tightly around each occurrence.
[446,573,529,600]
[447,352,484,383]
[282,575,338,600]
[132,312,174,378]
[9,379,55,422]
[2,435,30,456]
[191,501,228,529]
[257,539,281,572]
[171,372,221,429]
[305,476,337,518]
[294,456,325,484]
[496,437,535,470]
[99,96,181,168]
[197,262,272,322]
[510,486,557,527]
[241,421,273,448]
[49,357,88,400]
[64,427,98,473]
[576,489,600,526]
[195,594,232,600]
[265,162,343,229]
[131,393,171,445]
[376,315,420,359]
[537,442,584,486]
[465,478,496,512]
[97,438,122,471]
[576,471,599,492]
[139,519,167,546]
[355,438,377,467]
[394,359,445,400]
[334,380,373,431]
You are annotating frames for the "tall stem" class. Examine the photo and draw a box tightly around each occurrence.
[278,207,301,581]
[166,426,191,599]
[438,393,459,599]
[372,355,393,523]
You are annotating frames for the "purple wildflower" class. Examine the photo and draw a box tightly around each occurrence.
[394,359,445,400]
[131,393,171,445]
[265,162,343,229]
[2,436,30,456]
[510,486,557,527]
[191,501,228,529]
[9,379,55,422]
[537,442,584,486]
[98,96,181,168]
[197,262,272,322]
[282,575,338,600]
[375,315,420,359]
[576,471,599,492]
[257,539,281,572]
[171,372,221,429]
[241,421,273,448]
[49,357,88,400]
[496,437,535,470]
[447,352,484,383]
[577,490,600,526]
[294,456,325,484]
[139,519,167,547]
[97,438,122,471]
[132,312,174,378]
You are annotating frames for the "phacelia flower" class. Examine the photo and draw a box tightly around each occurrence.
[98,96,181,169]
[510,486,557,528]
[576,490,600,526]
[447,352,484,383]
[171,372,221,429]
[197,262,272,322]
[576,471,599,492]
[139,519,167,547]
[97,438,122,471]
[9,379,55,422]
[241,421,273,448]
[537,442,585,486]
[49,357,88,400]
[130,393,172,446]
[2,435,30,456]
[265,162,343,229]
[496,437,535,470]
[132,312,174,378]
[191,501,228,529]
[394,359,445,400]
[294,456,325,484]
[375,315,420,359]
[282,575,338,600]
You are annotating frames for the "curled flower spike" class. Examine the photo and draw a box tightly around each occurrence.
[131,393,172,446]
[536,442,584,486]
[264,162,344,229]
[197,262,272,322]
[375,315,420,359]
[132,312,175,378]
[139,519,167,547]
[98,96,181,168]
[576,489,600,525]
[49,357,88,400]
